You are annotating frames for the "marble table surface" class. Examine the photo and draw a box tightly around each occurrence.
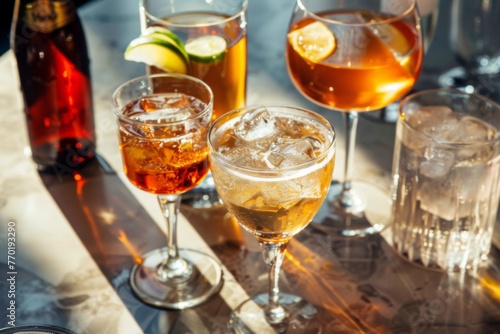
[1,0,500,333]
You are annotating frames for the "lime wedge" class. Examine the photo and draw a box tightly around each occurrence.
[288,21,336,62]
[185,35,228,63]
[124,36,189,74]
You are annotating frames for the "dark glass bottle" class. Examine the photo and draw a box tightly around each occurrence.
[11,0,96,174]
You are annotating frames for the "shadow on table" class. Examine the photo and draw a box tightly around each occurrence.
[35,154,500,333]
[181,200,500,333]
[37,155,232,333]
[282,228,500,334]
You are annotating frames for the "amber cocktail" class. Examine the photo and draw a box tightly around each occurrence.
[112,73,222,309]
[285,0,423,237]
[209,106,336,332]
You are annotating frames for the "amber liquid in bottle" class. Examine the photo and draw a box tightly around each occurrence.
[11,0,96,173]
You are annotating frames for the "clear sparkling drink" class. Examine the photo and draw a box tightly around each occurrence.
[391,91,500,271]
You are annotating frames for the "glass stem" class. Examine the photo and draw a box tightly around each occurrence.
[156,194,192,282]
[260,241,288,325]
[338,111,359,209]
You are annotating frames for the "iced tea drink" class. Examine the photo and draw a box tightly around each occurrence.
[140,0,247,120]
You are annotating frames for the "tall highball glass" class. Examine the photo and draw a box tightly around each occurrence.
[209,106,336,332]
[112,73,223,309]
[139,0,248,208]
[285,0,424,236]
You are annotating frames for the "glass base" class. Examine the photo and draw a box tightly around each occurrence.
[311,180,391,237]
[228,293,320,334]
[181,173,223,208]
[130,247,223,309]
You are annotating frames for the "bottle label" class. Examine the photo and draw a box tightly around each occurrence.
[25,0,75,33]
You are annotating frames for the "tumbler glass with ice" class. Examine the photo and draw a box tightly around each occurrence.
[391,89,500,272]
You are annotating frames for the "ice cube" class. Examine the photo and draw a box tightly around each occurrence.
[418,162,490,221]
[134,93,197,123]
[222,145,266,169]
[260,181,302,210]
[234,107,277,141]
[459,115,497,143]
[426,119,463,143]
[407,105,453,129]
[408,106,464,143]
[420,146,454,179]
[417,147,458,221]
[418,180,456,221]
[452,116,498,163]
[265,138,316,168]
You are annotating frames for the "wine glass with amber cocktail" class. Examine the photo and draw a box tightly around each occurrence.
[209,105,336,332]
[112,73,222,309]
[285,0,423,237]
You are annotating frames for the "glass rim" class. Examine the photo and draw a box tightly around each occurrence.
[112,73,213,127]
[140,0,248,28]
[398,88,500,147]
[296,0,417,26]
[208,105,336,175]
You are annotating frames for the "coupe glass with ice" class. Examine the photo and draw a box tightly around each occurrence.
[112,74,222,309]
[392,89,500,272]
[285,0,423,237]
[209,106,336,332]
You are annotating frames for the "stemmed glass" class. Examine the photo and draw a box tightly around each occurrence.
[364,0,440,123]
[112,73,223,309]
[285,0,424,237]
[209,106,336,332]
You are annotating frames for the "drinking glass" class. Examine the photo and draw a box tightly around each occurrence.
[417,0,440,53]
[112,73,223,309]
[392,89,500,272]
[139,0,248,208]
[439,0,500,100]
[209,106,336,332]
[285,0,424,237]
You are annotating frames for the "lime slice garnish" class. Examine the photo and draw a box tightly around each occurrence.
[185,35,228,63]
[144,32,190,62]
[288,21,336,62]
[143,26,185,48]
[124,36,189,74]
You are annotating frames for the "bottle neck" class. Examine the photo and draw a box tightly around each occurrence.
[24,0,75,33]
